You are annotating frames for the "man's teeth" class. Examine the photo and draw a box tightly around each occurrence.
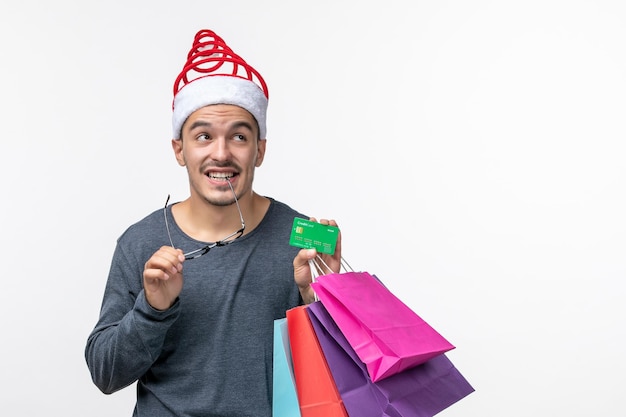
[208,173,233,181]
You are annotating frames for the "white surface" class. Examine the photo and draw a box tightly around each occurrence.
[1,1,624,415]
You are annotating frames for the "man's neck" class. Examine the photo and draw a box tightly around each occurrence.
[172,192,269,242]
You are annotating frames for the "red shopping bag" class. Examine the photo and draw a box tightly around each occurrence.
[311,271,455,382]
[286,305,349,417]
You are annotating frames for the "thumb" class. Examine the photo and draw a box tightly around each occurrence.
[293,248,317,269]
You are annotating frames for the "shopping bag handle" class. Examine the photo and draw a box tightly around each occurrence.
[309,255,353,302]
[310,256,353,276]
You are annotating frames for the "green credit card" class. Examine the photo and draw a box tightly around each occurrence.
[289,217,339,255]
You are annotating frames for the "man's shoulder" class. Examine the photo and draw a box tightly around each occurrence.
[116,207,164,243]
[266,197,307,220]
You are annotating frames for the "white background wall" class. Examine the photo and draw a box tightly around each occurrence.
[1,1,624,415]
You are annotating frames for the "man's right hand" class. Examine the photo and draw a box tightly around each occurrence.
[143,246,185,311]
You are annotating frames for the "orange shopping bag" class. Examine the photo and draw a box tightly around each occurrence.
[286,305,349,417]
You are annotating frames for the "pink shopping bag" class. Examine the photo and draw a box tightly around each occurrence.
[311,271,455,382]
[307,301,475,417]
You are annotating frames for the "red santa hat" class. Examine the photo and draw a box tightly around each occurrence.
[172,29,269,140]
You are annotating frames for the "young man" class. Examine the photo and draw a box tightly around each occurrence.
[85,29,341,417]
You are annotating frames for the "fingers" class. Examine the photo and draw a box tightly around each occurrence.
[143,246,185,311]
[144,246,185,280]
[311,218,341,274]
[309,216,341,259]
[293,247,317,270]
[309,217,337,227]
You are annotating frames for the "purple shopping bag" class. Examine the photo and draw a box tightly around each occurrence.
[311,271,455,382]
[306,301,474,417]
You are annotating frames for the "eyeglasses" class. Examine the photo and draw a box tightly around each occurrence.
[164,180,246,260]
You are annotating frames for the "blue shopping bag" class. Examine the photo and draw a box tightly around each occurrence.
[273,318,302,417]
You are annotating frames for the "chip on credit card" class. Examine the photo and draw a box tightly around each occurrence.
[289,217,339,255]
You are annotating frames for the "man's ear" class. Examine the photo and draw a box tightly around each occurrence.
[255,138,267,167]
[172,139,185,166]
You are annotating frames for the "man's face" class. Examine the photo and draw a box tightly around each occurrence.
[172,104,266,206]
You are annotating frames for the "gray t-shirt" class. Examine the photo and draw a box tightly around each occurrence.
[86,198,306,417]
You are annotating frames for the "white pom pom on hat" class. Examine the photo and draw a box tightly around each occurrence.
[172,29,269,140]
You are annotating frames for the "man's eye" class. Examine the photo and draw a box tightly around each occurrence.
[196,134,211,141]
[233,134,246,142]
